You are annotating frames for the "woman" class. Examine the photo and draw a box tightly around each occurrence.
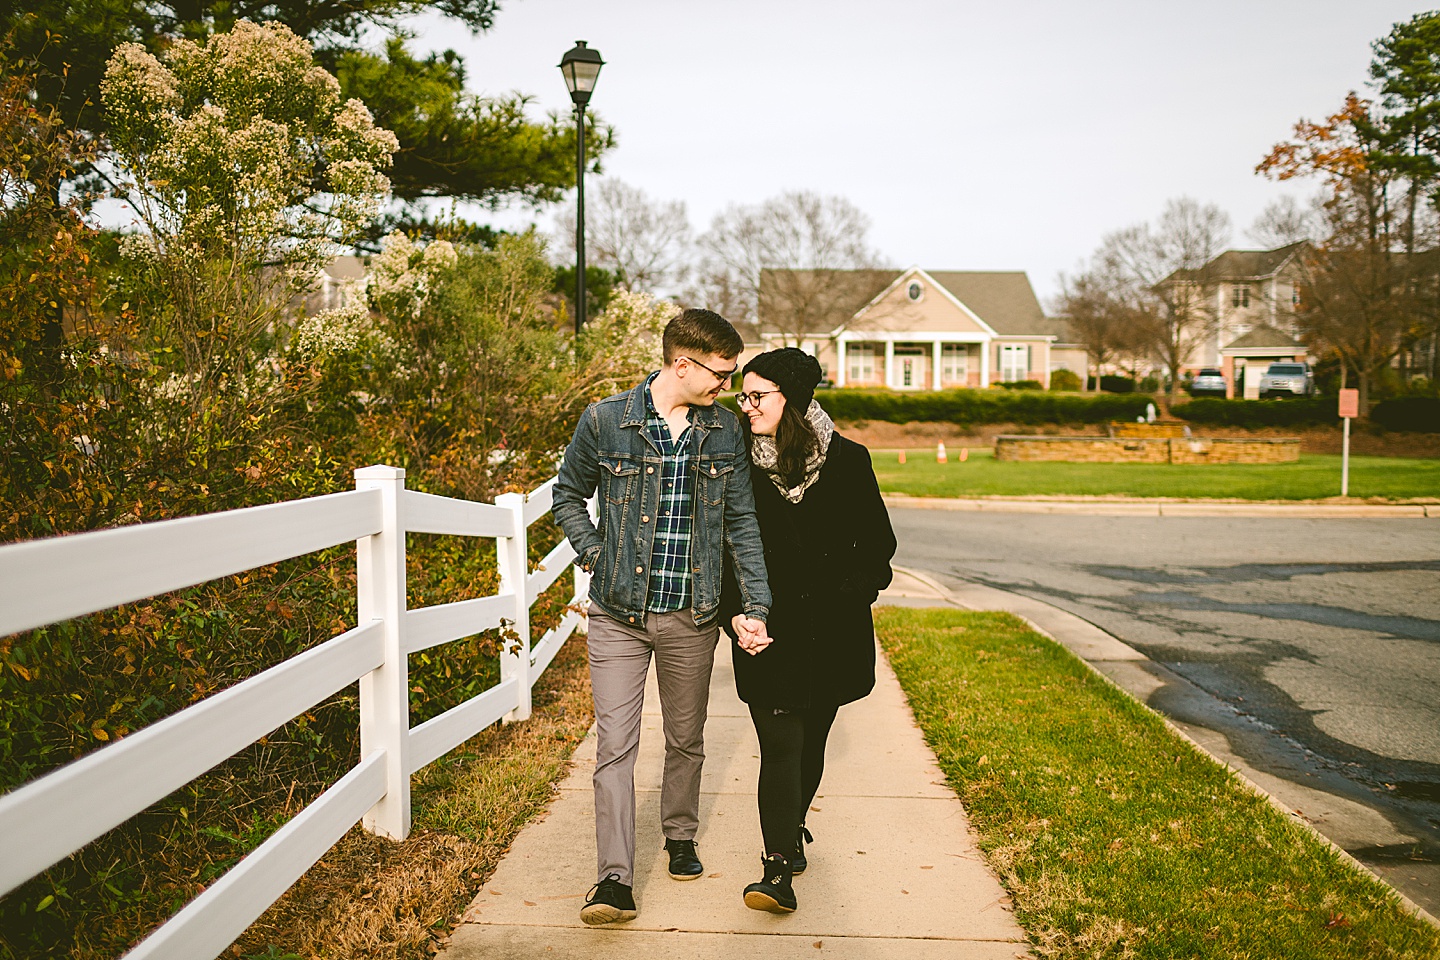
[720,347,897,914]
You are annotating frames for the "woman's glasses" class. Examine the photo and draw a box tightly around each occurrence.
[737,389,781,407]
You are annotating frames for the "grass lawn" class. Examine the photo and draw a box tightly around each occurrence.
[872,447,1440,501]
[875,607,1440,959]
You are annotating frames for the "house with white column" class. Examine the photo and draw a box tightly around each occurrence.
[756,267,1085,390]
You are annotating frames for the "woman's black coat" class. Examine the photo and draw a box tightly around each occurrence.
[720,432,897,710]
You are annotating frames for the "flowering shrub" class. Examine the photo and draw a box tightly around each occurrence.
[579,288,671,387]
[103,21,397,272]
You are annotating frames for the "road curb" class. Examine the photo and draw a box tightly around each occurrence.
[886,564,1440,931]
[883,494,1439,518]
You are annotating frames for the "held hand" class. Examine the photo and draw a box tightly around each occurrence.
[731,614,762,654]
[736,615,772,656]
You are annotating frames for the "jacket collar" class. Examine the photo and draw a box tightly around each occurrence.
[619,374,723,431]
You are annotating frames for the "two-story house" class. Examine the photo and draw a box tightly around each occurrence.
[754,267,1086,390]
[1161,242,1311,397]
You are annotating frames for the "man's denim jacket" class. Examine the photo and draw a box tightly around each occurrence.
[552,380,771,628]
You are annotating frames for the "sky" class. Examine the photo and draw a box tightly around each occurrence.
[406,0,1423,306]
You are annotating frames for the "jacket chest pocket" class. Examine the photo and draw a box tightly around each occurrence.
[698,457,736,505]
[600,456,641,505]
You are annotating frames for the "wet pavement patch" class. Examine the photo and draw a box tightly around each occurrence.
[1117,590,1440,643]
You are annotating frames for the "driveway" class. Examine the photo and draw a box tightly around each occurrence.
[888,507,1440,915]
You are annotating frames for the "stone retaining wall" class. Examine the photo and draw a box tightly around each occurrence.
[994,435,1301,464]
[1109,421,1189,438]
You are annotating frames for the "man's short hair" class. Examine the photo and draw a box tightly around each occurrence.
[662,308,744,363]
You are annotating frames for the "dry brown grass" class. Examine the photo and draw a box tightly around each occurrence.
[233,633,594,960]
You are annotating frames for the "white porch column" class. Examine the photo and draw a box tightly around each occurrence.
[836,338,847,387]
[932,340,943,390]
[979,339,990,386]
[884,339,895,389]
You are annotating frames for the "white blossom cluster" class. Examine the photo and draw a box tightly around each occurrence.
[117,232,160,265]
[290,302,399,363]
[148,371,200,404]
[584,289,672,372]
[101,20,399,276]
[368,231,458,318]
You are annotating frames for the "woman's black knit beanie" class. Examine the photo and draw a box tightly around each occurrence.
[743,347,824,410]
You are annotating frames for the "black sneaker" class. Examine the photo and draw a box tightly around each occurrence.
[792,824,813,875]
[665,838,704,880]
[743,854,797,913]
[580,873,636,925]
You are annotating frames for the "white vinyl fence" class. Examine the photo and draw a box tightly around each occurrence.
[0,465,591,960]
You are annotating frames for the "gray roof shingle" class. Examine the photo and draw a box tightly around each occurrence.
[759,268,1060,338]
[1223,324,1304,350]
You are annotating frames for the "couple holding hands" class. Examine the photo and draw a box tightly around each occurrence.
[553,309,897,924]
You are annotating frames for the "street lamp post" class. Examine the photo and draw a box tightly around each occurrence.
[559,40,604,337]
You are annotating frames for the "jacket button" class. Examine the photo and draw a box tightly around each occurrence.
[629,616,636,623]
[641,515,650,523]
[692,566,700,573]
[710,466,717,476]
[636,565,644,574]
[646,466,655,474]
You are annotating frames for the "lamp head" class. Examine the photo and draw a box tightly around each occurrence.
[559,40,604,107]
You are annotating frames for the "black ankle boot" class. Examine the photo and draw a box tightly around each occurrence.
[792,824,813,875]
[743,854,797,913]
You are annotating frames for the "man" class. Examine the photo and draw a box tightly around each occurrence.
[553,308,772,926]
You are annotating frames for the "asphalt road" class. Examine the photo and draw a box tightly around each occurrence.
[889,508,1440,915]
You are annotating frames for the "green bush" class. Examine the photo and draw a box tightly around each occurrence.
[812,388,1151,426]
[997,379,1044,391]
[1049,369,1083,392]
[1372,396,1440,433]
[1176,397,1337,428]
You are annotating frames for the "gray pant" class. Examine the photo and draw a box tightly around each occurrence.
[588,607,720,885]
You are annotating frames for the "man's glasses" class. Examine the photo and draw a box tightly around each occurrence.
[680,356,738,383]
[737,389,781,407]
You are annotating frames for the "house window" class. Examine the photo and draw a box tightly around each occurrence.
[1291,284,1303,306]
[847,344,875,384]
[942,344,968,384]
[1232,284,1251,308]
[999,344,1029,382]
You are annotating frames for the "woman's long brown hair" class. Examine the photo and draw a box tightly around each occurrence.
[744,398,818,488]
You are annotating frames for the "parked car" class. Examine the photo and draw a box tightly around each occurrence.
[1259,362,1315,398]
[1188,367,1228,397]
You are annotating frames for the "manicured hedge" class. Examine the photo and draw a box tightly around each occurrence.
[810,388,1153,426]
[1174,397,1337,428]
[1372,396,1440,433]
[1175,395,1440,432]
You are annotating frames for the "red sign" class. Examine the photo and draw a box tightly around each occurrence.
[1338,388,1359,419]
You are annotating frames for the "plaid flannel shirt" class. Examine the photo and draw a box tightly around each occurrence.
[642,374,695,613]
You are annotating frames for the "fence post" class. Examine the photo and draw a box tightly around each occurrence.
[355,465,411,840]
[496,492,531,722]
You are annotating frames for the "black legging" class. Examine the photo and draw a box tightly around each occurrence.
[748,702,841,856]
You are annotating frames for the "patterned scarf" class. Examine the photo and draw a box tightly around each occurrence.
[749,400,835,503]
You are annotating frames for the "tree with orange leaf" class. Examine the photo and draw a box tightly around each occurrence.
[1257,94,1419,414]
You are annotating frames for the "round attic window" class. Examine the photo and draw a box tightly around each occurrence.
[906,281,924,302]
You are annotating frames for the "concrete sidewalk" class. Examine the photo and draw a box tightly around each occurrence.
[440,604,1031,959]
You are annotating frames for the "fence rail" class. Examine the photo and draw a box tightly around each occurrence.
[0,465,590,960]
